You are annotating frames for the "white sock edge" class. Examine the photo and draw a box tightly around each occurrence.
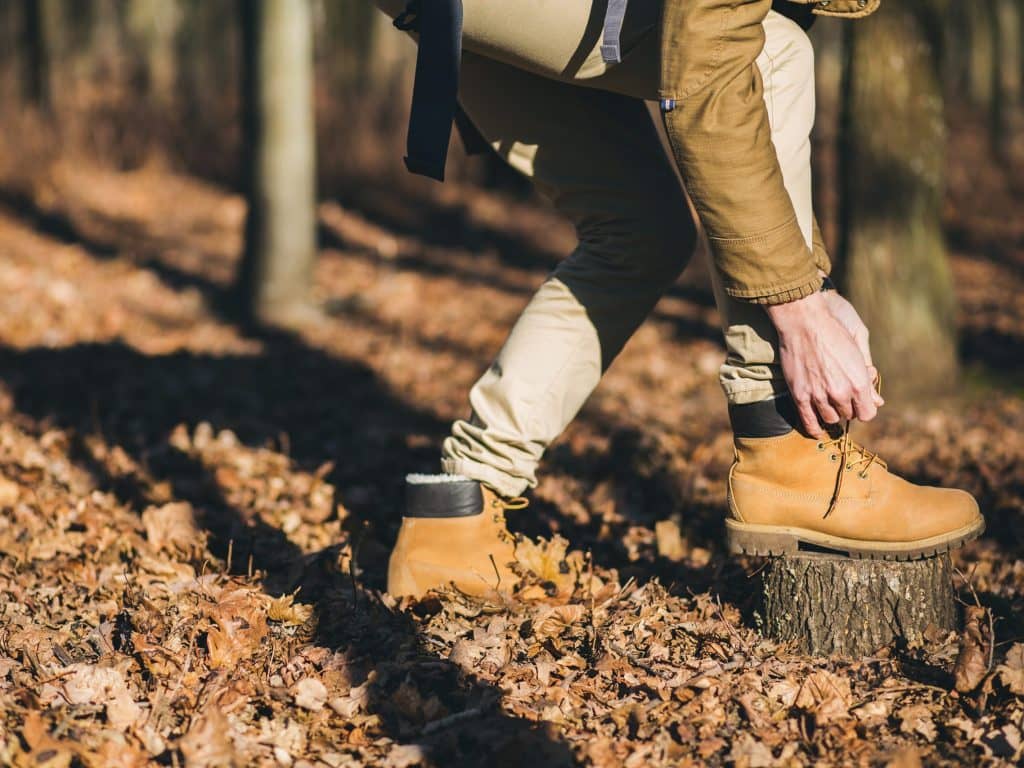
[405,473,473,485]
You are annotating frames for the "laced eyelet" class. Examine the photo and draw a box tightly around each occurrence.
[816,442,824,451]
[858,471,868,480]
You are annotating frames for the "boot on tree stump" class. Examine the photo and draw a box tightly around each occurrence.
[760,551,957,657]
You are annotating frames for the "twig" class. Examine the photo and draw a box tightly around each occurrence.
[680,658,748,688]
[994,637,1024,648]
[489,553,501,592]
[34,667,78,687]
[714,593,750,654]
[746,559,770,579]
[422,706,486,735]
[586,550,597,657]
[605,641,681,680]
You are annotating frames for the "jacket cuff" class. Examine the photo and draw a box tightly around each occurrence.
[711,215,823,305]
[724,272,824,305]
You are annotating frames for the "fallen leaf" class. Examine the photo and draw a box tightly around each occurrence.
[954,605,993,693]
[58,663,141,729]
[205,589,269,669]
[142,502,205,558]
[383,743,427,768]
[13,711,76,768]
[0,474,20,507]
[884,746,922,768]
[727,732,774,768]
[178,705,237,767]
[293,678,327,712]
[268,593,314,626]
[794,670,851,725]
[995,642,1024,694]
[898,704,937,742]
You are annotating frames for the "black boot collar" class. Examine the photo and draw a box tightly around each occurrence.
[405,476,483,518]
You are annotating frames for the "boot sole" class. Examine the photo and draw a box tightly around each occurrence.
[725,517,985,560]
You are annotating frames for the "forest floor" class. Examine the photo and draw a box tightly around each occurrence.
[0,118,1023,767]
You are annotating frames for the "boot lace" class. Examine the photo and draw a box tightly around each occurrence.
[490,495,528,533]
[821,374,886,519]
[819,427,887,518]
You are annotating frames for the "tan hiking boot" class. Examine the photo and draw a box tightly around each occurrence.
[386,475,525,599]
[725,398,984,560]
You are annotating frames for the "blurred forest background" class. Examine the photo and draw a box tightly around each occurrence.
[2,2,1024,766]
[1,0,1022,391]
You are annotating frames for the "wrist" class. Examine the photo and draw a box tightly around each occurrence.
[765,290,829,333]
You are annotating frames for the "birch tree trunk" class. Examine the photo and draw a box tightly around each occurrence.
[238,0,319,326]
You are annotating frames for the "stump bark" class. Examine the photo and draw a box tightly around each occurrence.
[761,553,956,657]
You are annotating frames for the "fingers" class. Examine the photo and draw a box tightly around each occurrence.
[813,393,842,426]
[828,393,855,421]
[852,381,878,423]
[794,396,824,438]
[822,293,880,410]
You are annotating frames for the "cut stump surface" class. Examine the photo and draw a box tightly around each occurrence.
[761,552,956,657]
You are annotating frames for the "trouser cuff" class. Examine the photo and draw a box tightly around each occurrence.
[440,456,530,499]
[719,378,788,406]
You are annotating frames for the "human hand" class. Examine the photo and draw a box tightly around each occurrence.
[821,289,883,393]
[766,291,881,437]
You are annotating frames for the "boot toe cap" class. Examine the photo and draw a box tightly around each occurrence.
[923,487,983,539]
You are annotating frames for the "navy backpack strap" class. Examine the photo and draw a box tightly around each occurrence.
[396,0,464,181]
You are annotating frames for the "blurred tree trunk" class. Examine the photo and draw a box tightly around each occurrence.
[837,1,958,398]
[89,0,122,81]
[22,0,62,112]
[320,0,378,92]
[967,1,997,114]
[127,0,182,111]
[238,0,318,326]
[994,0,1024,162]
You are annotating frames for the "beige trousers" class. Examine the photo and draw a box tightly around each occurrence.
[377,1,817,497]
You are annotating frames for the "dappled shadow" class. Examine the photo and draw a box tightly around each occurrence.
[0,193,586,763]
[0,337,580,765]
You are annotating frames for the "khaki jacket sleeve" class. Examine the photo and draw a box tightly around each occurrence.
[660,0,820,304]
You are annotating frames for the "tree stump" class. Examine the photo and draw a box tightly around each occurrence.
[761,552,956,657]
